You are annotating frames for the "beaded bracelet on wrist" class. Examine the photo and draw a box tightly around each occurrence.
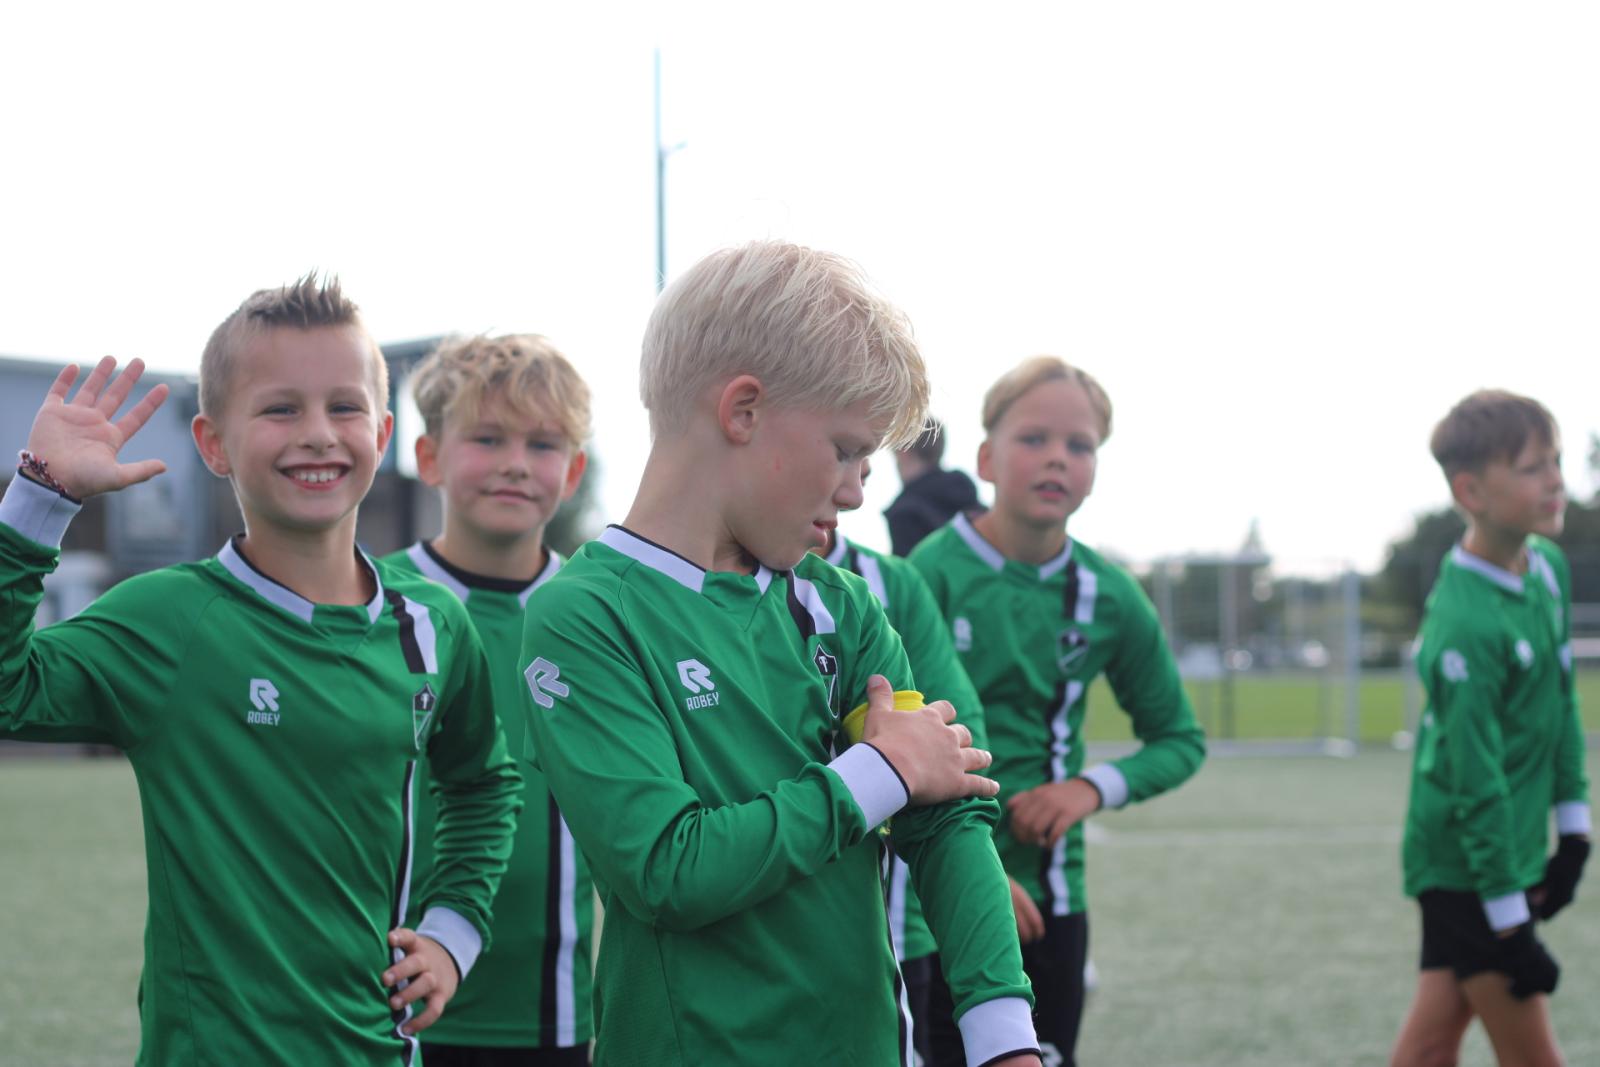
[17,450,81,503]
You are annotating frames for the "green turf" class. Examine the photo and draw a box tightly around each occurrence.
[2,752,1597,1066]
[1084,671,1600,743]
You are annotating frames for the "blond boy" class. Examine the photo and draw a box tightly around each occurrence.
[382,334,594,1066]
[0,277,521,1064]
[519,241,1041,1066]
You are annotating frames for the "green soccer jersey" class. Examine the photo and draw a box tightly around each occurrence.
[822,534,987,964]
[1403,539,1592,929]
[521,525,1036,1067]
[910,514,1206,915]
[385,541,594,1049]
[0,477,522,1067]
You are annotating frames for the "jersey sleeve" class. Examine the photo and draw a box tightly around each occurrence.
[520,582,906,934]
[887,561,989,749]
[1426,616,1526,917]
[417,613,524,964]
[0,477,183,748]
[1086,570,1206,809]
[1543,547,1590,831]
[844,583,1037,1064]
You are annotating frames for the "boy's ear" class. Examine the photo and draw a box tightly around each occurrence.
[414,432,443,488]
[191,414,231,477]
[717,375,765,445]
[560,448,589,502]
[375,410,395,464]
[975,437,996,485]
[1449,468,1483,513]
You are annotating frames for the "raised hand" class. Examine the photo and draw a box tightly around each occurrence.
[24,357,170,499]
[859,675,998,804]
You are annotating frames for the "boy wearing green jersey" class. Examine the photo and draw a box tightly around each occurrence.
[0,277,521,1065]
[520,241,1041,1067]
[1390,391,1589,1067]
[909,356,1205,1067]
[383,333,595,1066]
[816,462,990,1065]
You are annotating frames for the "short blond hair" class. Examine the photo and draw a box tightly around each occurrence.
[410,333,591,447]
[1430,389,1556,478]
[982,356,1113,441]
[199,272,386,417]
[640,240,928,449]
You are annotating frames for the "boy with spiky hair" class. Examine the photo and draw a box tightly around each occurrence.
[521,241,1041,1067]
[0,276,522,1065]
[383,332,594,1065]
[1390,390,1589,1067]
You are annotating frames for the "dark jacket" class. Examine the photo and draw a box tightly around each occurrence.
[884,468,981,557]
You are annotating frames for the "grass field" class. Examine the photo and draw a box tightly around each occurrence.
[1084,670,1600,744]
[2,750,1598,1065]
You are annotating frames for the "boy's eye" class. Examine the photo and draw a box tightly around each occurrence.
[474,435,501,446]
[262,404,295,416]
[1019,433,1046,446]
[1069,439,1097,456]
[332,402,365,415]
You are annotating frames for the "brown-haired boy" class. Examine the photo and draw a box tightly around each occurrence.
[0,276,521,1064]
[1390,389,1589,1067]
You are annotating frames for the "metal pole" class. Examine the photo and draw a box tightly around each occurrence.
[654,48,666,293]
[1342,567,1362,751]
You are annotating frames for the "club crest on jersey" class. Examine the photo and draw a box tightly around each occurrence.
[813,644,840,713]
[677,658,720,711]
[412,683,437,749]
[246,677,281,727]
[1057,628,1090,672]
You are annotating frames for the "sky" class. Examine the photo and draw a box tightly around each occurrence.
[3,2,1597,574]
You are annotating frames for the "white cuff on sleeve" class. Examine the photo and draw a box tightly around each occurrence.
[1079,762,1130,809]
[1555,801,1592,836]
[0,474,81,549]
[828,744,908,829]
[1481,891,1531,932]
[416,907,484,980]
[957,996,1040,1067]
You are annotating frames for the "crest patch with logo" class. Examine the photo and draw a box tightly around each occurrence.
[1057,629,1090,673]
[412,683,437,749]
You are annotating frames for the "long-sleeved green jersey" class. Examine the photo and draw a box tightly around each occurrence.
[822,534,987,964]
[384,541,593,1049]
[0,476,522,1066]
[910,514,1206,915]
[520,525,1037,1067]
[1403,539,1592,929]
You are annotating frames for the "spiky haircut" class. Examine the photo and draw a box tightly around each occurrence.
[198,272,386,417]
[639,240,929,449]
[1430,389,1557,478]
[410,333,591,447]
[982,356,1113,441]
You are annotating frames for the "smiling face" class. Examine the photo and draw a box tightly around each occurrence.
[725,396,881,571]
[978,377,1102,532]
[1457,435,1566,542]
[193,324,392,543]
[416,398,586,548]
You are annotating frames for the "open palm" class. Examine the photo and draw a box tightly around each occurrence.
[25,357,170,499]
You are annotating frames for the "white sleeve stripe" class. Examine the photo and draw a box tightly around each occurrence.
[957,996,1039,1067]
[1080,762,1130,809]
[0,474,81,548]
[828,744,907,828]
[1482,891,1531,932]
[417,906,484,980]
[1556,801,1592,835]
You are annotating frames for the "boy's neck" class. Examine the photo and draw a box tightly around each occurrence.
[237,519,373,606]
[972,507,1068,566]
[624,445,753,574]
[430,527,549,584]
[1461,521,1530,574]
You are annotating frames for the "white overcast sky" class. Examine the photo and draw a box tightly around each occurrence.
[2,2,1596,573]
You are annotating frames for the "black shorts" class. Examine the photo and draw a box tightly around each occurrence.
[1417,888,1513,979]
[419,1042,590,1067]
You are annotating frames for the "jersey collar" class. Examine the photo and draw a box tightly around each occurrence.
[823,533,850,567]
[407,540,562,608]
[600,525,775,596]
[217,537,386,624]
[1449,544,1526,596]
[952,512,1074,579]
